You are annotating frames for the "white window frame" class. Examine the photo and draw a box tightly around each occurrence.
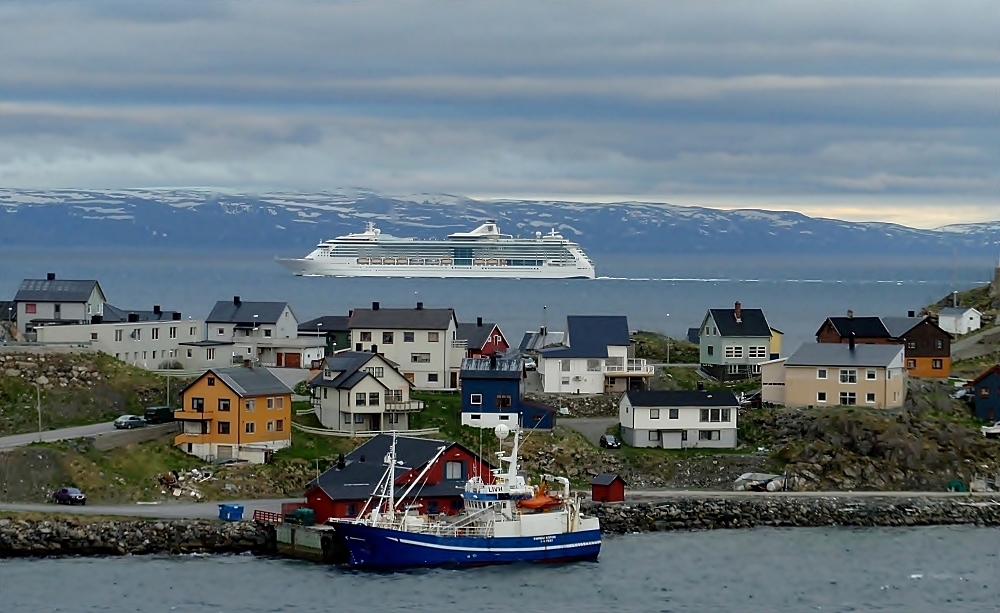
[865,392,876,404]
[866,369,876,381]
[817,391,827,403]
[724,346,743,359]
[470,393,483,405]
[817,369,827,380]
[839,369,857,384]
[839,391,857,405]
[748,346,767,359]
[650,408,660,419]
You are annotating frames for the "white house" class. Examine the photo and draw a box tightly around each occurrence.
[937,307,982,336]
[619,390,739,449]
[308,351,423,433]
[347,302,463,390]
[538,315,653,394]
[206,297,325,369]
[13,274,107,336]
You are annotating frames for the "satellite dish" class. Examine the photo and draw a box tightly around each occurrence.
[494,424,510,440]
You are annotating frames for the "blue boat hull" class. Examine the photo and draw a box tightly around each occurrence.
[333,523,602,569]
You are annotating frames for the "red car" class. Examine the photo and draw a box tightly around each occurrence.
[52,487,87,505]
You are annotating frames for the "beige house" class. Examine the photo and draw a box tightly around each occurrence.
[762,342,906,409]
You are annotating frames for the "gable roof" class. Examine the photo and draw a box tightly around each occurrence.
[14,278,103,303]
[539,315,631,359]
[706,307,771,338]
[686,327,700,344]
[970,364,1000,386]
[880,316,924,338]
[821,315,930,340]
[518,329,565,353]
[784,343,904,368]
[348,306,456,331]
[460,356,523,380]
[456,322,500,350]
[624,389,739,408]
[938,307,981,317]
[308,351,389,390]
[182,366,291,398]
[298,315,351,333]
[591,473,626,486]
[207,300,290,324]
[102,303,182,323]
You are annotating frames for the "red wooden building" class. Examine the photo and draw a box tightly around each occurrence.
[457,319,509,359]
[304,434,494,523]
[591,473,626,503]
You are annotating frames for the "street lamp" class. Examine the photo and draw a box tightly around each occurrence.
[665,313,671,365]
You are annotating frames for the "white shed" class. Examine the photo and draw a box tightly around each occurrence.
[937,307,982,336]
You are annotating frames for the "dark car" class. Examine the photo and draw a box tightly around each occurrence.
[114,414,146,429]
[599,434,622,449]
[52,487,87,505]
[143,405,175,424]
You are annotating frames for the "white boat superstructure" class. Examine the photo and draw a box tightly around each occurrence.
[277,221,595,279]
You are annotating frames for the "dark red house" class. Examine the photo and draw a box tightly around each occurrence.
[456,319,509,359]
[591,473,626,503]
[304,434,494,523]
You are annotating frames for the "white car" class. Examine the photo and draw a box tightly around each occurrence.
[981,422,1000,438]
[523,358,537,371]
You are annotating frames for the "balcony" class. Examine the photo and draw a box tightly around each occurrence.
[604,358,654,376]
[174,408,217,420]
[451,339,469,349]
[385,400,426,413]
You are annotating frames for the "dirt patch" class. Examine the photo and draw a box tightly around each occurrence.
[0,447,73,503]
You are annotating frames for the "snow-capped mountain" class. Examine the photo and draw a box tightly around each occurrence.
[1,188,997,257]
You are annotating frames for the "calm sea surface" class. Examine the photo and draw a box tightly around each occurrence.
[1,527,998,612]
[0,249,993,349]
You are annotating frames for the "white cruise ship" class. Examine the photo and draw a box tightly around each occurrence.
[277,221,595,279]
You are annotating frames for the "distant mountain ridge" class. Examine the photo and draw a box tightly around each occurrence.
[1,188,997,257]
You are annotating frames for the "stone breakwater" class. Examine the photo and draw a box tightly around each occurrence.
[0,517,265,557]
[583,496,1000,534]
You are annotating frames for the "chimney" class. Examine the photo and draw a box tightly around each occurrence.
[234,296,241,306]
[907,310,915,318]
[46,272,56,281]
[477,317,483,327]
[734,301,742,323]
[847,309,854,319]
[849,333,856,351]
[172,312,181,321]
[153,305,161,315]
[416,302,423,310]
[127,313,139,323]
[696,381,705,391]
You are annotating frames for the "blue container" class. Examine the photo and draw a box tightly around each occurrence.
[218,504,244,522]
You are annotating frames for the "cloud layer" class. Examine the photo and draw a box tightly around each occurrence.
[1,0,997,227]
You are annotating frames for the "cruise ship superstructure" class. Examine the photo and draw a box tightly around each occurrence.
[277,221,595,279]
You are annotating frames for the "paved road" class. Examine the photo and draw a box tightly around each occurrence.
[0,498,299,519]
[952,325,1000,360]
[0,421,117,451]
[560,417,618,446]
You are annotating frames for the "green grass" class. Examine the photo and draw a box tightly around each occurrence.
[632,331,699,364]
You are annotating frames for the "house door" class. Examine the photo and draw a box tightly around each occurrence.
[450,372,458,388]
[285,353,301,368]
[217,445,233,460]
[276,353,285,367]
[371,415,382,431]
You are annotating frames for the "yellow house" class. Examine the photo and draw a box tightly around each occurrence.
[768,327,783,358]
[175,365,293,464]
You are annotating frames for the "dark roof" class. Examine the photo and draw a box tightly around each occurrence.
[686,327,700,344]
[539,316,631,358]
[938,307,981,316]
[460,357,523,380]
[298,315,351,333]
[207,300,290,324]
[969,364,1000,386]
[14,278,103,303]
[518,329,565,353]
[348,307,456,331]
[822,316,926,339]
[591,473,626,486]
[308,352,379,389]
[707,307,771,338]
[456,322,499,350]
[520,398,558,414]
[186,366,291,398]
[881,317,924,338]
[784,343,904,368]
[102,304,182,323]
[624,389,739,408]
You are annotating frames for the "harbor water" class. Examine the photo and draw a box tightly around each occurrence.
[2,526,998,612]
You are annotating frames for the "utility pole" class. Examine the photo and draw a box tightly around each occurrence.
[36,382,42,441]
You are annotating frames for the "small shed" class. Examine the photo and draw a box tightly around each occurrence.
[591,473,626,503]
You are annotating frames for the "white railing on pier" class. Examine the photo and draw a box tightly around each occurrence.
[291,422,439,438]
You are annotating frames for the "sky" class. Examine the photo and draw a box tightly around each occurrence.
[0,0,997,228]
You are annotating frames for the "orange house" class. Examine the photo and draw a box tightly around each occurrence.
[175,365,293,464]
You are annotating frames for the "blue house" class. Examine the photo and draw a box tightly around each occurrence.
[459,357,556,430]
[970,365,1000,422]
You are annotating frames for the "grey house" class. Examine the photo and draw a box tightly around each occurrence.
[698,302,780,381]
[619,390,739,449]
[14,273,106,335]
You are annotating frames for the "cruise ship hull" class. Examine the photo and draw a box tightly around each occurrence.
[277,257,595,279]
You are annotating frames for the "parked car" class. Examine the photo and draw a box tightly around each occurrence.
[143,405,175,424]
[114,414,146,429]
[982,422,1000,438]
[599,434,621,449]
[52,487,87,505]
[523,357,537,371]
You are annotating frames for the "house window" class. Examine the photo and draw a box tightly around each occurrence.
[267,397,274,409]
[217,328,225,336]
[187,349,193,358]
[496,395,512,408]
[428,332,440,342]
[817,392,827,403]
[169,327,177,339]
[981,387,991,398]
[169,349,177,358]
[934,339,944,350]
[471,394,483,405]
[267,421,274,432]
[245,422,256,434]
[151,328,159,340]
[587,359,601,371]
[404,332,415,342]
[387,390,403,403]
[724,346,743,359]
[906,341,916,350]
[561,360,571,372]
[191,398,205,412]
[323,388,328,399]
[681,430,688,441]
[710,408,721,422]
[133,329,141,341]
[866,393,876,404]
[369,392,380,406]
[650,409,660,419]
[142,351,147,360]
[839,369,857,384]
[219,399,230,411]
[276,419,284,431]
[471,414,481,420]
[866,370,876,380]
[90,332,98,340]
[382,332,394,344]
[387,413,400,424]
[354,414,365,424]
[189,326,196,336]
[561,378,570,385]
[668,408,678,419]
[365,366,384,378]
[500,415,510,421]
[360,332,372,342]
[355,392,367,406]
[906,359,916,369]
[25,303,37,314]
[932,359,943,370]
[152,351,157,359]
[728,364,741,374]
[721,409,731,422]
[839,392,857,405]
[276,397,284,409]
[245,399,255,412]
[206,348,216,360]
[700,409,709,422]
[608,377,616,385]
[218,422,230,434]
[428,373,439,382]
[264,329,272,338]
[748,346,767,359]
[208,377,216,387]
[648,431,660,441]
[115,329,123,342]
[699,430,720,441]
[411,353,431,363]
[707,346,714,356]
[445,461,465,480]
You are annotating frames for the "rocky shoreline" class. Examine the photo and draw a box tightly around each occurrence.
[3,496,999,557]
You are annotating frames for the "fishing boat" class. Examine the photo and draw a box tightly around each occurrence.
[330,425,601,569]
